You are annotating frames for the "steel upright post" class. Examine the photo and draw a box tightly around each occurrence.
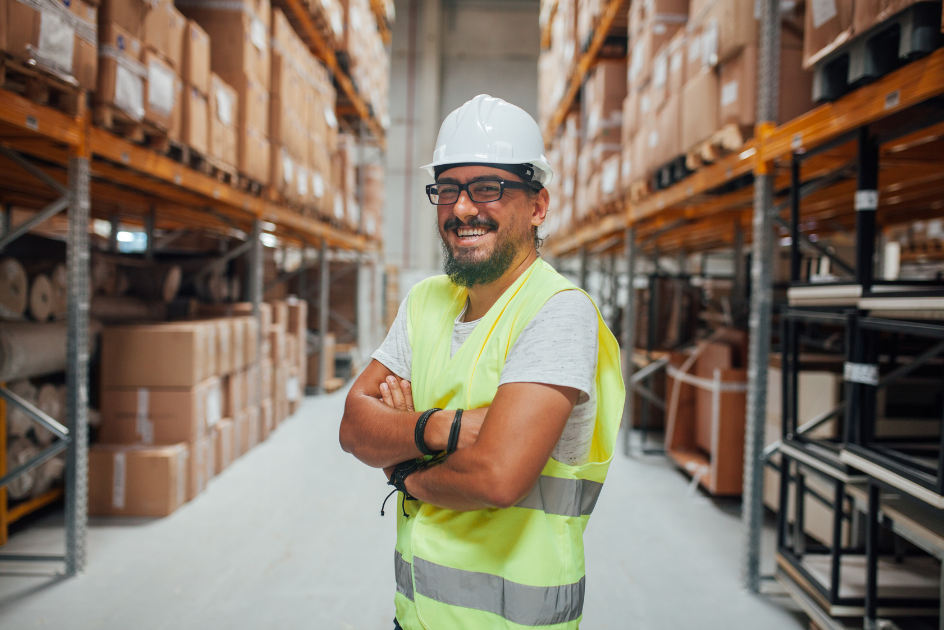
[318,240,330,394]
[64,153,90,576]
[742,0,780,594]
[790,156,801,282]
[855,129,879,292]
[623,227,637,456]
[247,220,264,389]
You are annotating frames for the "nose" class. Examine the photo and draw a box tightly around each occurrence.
[452,189,479,222]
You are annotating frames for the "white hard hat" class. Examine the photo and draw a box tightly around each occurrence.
[422,94,554,187]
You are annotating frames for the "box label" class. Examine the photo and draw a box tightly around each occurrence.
[136,387,154,443]
[721,80,739,107]
[811,0,837,28]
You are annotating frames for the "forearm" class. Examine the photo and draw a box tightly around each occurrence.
[404,446,521,512]
[339,392,450,468]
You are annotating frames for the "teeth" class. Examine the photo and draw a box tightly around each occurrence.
[457,228,488,237]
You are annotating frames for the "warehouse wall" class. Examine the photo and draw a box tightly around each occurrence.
[385,0,540,298]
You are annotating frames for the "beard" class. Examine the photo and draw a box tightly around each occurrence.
[440,216,528,288]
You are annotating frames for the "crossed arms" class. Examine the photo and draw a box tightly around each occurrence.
[339,359,579,511]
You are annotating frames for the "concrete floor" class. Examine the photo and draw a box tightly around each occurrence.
[0,387,807,629]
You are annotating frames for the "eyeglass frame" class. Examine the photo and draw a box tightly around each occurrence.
[425,179,537,205]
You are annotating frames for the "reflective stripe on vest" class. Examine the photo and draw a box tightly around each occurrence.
[396,552,585,625]
[395,550,414,601]
[514,475,603,517]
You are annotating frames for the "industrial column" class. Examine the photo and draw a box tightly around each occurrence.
[247,220,264,410]
[64,151,91,576]
[318,240,330,394]
[623,227,637,456]
[742,0,781,593]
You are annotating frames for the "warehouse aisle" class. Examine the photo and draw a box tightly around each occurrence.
[0,388,805,630]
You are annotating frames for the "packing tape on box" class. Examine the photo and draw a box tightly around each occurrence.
[112,451,126,509]
[136,387,154,444]
[147,59,177,117]
[207,384,222,428]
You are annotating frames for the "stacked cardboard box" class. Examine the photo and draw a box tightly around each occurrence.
[538,0,578,131]
[94,321,221,515]
[581,59,626,210]
[95,0,148,123]
[209,73,239,168]
[310,0,345,49]
[2,0,98,91]
[269,8,337,212]
[178,19,211,154]
[360,163,384,239]
[334,132,359,230]
[179,0,272,184]
[285,297,307,415]
[340,0,390,129]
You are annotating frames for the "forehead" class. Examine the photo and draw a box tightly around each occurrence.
[436,165,523,184]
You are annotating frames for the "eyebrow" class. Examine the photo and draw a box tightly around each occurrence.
[436,175,514,185]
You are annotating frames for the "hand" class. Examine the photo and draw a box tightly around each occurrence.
[379,376,414,411]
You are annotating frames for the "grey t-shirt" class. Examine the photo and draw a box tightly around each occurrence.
[371,287,599,465]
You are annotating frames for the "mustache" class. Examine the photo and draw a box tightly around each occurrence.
[443,217,499,231]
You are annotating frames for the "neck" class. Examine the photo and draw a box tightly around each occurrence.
[463,248,539,321]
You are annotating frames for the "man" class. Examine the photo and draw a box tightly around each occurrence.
[340,94,624,629]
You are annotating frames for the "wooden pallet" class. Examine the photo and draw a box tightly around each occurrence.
[93,104,170,152]
[164,141,240,187]
[685,124,750,171]
[0,54,85,117]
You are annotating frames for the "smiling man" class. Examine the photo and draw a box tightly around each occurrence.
[339,94,625,629]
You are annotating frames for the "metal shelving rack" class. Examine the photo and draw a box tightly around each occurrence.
[542,0,944,616]
[0,0,386,570]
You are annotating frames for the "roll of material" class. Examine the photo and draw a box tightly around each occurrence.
[34,383,63,446]
[0,258,28,319]
[0,321,68,382]
[28,273,53,322]
[90,296,168,323]
[51,264,67,319]
[6,437,39,500]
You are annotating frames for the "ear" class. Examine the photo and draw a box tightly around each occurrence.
[530,188,550,227]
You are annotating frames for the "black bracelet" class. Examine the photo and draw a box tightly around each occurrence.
[447,409,463,454]
[414,408,441,456]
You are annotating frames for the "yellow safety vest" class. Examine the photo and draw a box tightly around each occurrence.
[395,258,625,629]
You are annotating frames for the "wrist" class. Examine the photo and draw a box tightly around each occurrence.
[424,410,452,451]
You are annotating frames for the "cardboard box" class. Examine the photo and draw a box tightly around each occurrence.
[143,0,185,68]
[260,359,273,401]
[681,66,719,151]
[209,73,238,167]
[233,409,250,457]
[584,59,627,142]
[719,39,812,128]
[89,443,187,517]
[222,371,246,418]
[246,405,260,449]
[99,376,222,444]
[259,398,273,441]
[181,86,208,154]
[231,317,246,370]
[269,299,288,331]
[245,362,260,407]
[243,316,259,364]
[667,30,687,95]
[655,92,682,166]
[187,434,212,500]
[144,50,180,131]
[214,318,233,375]
[803,0,854,68]
[99,0,147,39]
[213,418,234,473]
[241,125,271,184]
[286,299,307,357]
[95,22,146,121]
[703,0,757,65]
[182,20,210,94]
[269,328,286,364]
[101,322,211,388]
[628,17,685,86]
[7,0,101,90]
[178,8,269,89]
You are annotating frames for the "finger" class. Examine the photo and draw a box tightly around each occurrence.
[387,376,407,410]
[379,382,395,407]
[401,380,415,411]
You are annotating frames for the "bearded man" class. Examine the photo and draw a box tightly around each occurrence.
[340,94,625,630]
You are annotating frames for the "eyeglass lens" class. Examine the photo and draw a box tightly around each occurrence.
[429,181,503,204]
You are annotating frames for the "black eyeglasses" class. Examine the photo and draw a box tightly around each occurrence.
[426,180,534,205]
